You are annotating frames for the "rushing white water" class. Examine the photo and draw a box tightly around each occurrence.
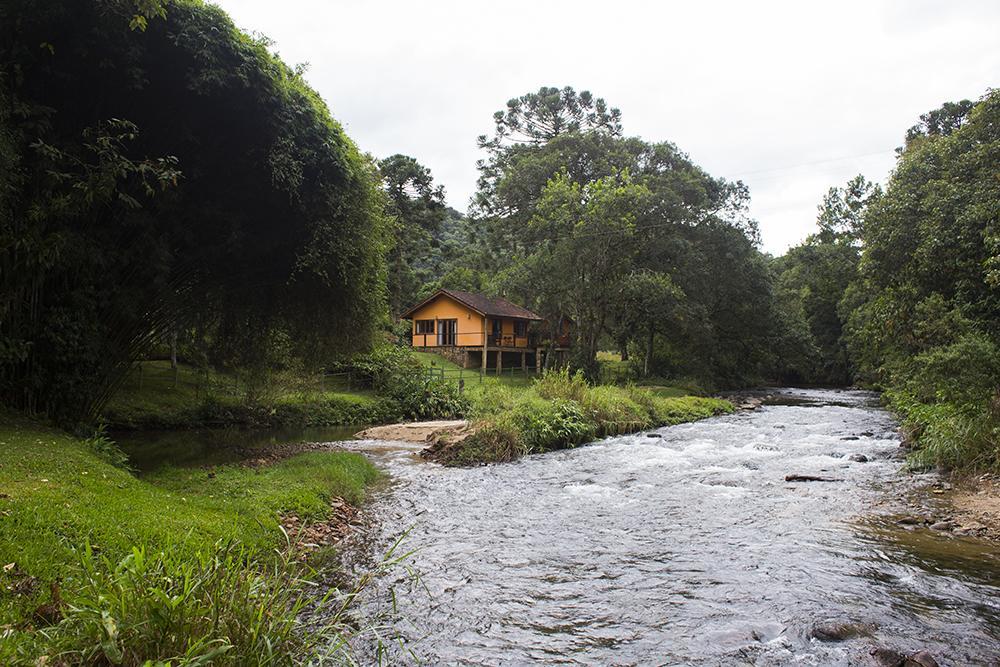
[348,389,1000,665]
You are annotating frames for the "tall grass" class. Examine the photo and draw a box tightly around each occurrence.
[890,389,1000,472]
[0,413,386,665]
[4,534,419,666]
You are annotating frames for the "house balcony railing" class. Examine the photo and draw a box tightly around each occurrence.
[411,332,567,349]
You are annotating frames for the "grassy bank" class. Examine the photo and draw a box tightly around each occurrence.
[432,370,733,465]
[0,412,380,664]
[887,390,1000,472]
[104,361,398,430]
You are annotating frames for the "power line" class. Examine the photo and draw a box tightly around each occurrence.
[727,149,896,180]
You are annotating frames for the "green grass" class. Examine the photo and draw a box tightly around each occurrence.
[413,351,465,372]
[0,412,380,646]
[105,361,232,419]
[414,351,539,388]
[104,360,392,429]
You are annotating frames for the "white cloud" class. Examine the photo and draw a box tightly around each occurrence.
[212,0,1000,254]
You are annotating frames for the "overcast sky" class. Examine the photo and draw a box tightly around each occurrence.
[214,0,999,254]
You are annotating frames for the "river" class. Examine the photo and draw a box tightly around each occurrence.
[348,388,1000,665]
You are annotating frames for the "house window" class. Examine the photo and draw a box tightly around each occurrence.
[415,320,434,334]
[514,320,527,337]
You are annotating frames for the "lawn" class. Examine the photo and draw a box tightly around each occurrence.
[414,351,538,388]
[103,360,388,429]
[415,350,705,394]
[0,411,380,637]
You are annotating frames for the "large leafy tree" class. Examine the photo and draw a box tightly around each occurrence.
[845,92,1000,376]
[610,271,684,376]
[0,0,389,423]
[842,91,1000,467]
[517,170,652,374]
[473,86,774,386]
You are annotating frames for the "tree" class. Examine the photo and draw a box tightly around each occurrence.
[469,86,774,387]
[478,86,622,149]
[846,92,1000,386]
[611,271,684,376]
[772,175,880,384]
[816,174,880,244]
[0,0,389,423]
[379,154,447,316]
[510,170,652,376]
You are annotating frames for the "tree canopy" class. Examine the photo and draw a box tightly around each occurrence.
[461,86,775,384]
[0,0,389,423]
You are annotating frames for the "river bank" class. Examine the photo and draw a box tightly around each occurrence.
[101,359,451,431]
[0,411,382,664]
[894,473,1000,542]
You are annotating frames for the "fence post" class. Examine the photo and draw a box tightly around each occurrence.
[137,362,143,391]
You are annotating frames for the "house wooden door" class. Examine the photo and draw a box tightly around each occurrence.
[438,319,457,346]
[491,319,502,346]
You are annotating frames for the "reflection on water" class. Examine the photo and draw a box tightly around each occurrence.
[115,425,362,472]
[357,389,1000,665]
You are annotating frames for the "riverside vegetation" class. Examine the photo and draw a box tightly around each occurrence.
[0,410,383,665]
[1,357,722,664]
[431,370,731,465]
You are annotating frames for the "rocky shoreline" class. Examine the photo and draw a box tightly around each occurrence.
[896,474,1000,542]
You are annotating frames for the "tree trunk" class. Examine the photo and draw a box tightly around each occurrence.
[170,329,178,370]
[644,328,654,377]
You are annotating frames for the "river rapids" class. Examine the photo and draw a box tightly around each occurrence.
[344,388,1000,665]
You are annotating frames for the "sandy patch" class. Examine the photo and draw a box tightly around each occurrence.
[355,420,473,444]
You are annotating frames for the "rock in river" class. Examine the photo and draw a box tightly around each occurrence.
[929,520,957,532]
[785,474,844,482]
[810,620,871,641]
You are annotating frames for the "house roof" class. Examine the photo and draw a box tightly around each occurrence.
[401,289,543,321]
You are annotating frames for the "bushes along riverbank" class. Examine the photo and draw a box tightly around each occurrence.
[428,370,733,465]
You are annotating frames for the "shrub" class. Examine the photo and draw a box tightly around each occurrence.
[465,378,517,418]
[515,399,596,452]
[441,372,734,465]
[581,385,650,436]
[81,425,131,471]
[534,368,589,402]
[889,389,1000,472]
[346,345,469,420]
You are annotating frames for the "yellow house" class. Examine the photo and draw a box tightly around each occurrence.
[401,289,569,371]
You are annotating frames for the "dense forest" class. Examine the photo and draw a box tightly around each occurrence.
[2,1,998,470]
[774,94,1000,469]
[0,0,389,424]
